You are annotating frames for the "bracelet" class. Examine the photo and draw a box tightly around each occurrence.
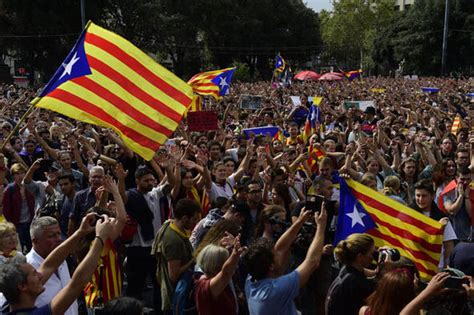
[95,236,105,247]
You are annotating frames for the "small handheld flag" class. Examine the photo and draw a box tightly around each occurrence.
[274,55,286,73]
[188,67,236,100]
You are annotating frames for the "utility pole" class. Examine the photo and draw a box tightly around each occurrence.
[80,0,86,30]
[441,0,449,76]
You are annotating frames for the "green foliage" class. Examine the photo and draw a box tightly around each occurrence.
[0,0,322,80]
[373,0,474,75]
[320,0,397,70]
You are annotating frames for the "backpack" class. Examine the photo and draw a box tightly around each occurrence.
[171,270,203,315]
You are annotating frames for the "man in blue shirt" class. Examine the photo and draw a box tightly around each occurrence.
[243,207,327,315]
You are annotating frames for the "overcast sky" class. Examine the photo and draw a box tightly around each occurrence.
[305,0,333,12]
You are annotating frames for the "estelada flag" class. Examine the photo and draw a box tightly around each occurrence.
[33,22,194,160]
[188,68,236,100]
[336,179,444,280]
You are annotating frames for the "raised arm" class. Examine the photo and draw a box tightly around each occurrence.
[295,204,327,288]
[28,119,58,161]
[273,209,311,274]
[209,235,246,298]
[50,216,115,315]
[39,213,97,284]
[400,272,449,315]
[103,175,127,240]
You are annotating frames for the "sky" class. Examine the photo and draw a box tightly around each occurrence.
[305,0,333,12]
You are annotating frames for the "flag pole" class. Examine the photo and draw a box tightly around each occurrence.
[0,98,38,151]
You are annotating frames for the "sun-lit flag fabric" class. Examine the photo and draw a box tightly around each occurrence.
[274,55,286,73]
[187,67,236,100]
[302,104,319,144]
[345,69,362,80]
[189,95,202,112]
[307,144,325,174]
[33,22,193,161]
[451,115,461,135]
[336,179,444,280]
[273,130,285,143]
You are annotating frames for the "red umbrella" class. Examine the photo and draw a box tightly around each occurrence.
[294,70,321,81]
[318,72,344,81]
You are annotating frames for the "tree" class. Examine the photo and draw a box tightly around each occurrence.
[373,0,474,76]
[320,0,396,70]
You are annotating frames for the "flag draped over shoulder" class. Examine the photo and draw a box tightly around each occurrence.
[187,67,236,100]
[33,22,193,161]
[336,179,444,280]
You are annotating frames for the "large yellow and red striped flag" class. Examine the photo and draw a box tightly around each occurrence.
[336,179,444,280]
[187,67,236,100]
[33,22,193,160]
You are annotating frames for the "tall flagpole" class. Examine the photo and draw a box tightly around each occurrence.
[441,0,449,76]
[80,0,86,29]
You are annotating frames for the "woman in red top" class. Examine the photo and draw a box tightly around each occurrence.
[194,235,245,315]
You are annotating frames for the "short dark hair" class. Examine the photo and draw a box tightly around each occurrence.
[414,179,434,195]
[174,199,201,220]
[101,296,143,315]
[243,238,274,281]
[57,173,75,183]
[135,166,153,180]
[207,140,222,151]
[228,200,250,216]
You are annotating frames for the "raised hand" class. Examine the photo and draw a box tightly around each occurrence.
[114,163,128,179]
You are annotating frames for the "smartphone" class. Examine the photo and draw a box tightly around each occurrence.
[306,195,324,213]
[444,276,469,290]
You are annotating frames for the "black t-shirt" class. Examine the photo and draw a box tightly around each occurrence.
[326,265,376,315]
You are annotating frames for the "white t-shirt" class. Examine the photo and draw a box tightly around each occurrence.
[129,185,165,248]
[26,249,78,315]
[209,174,236,202]
[422,211,458,269]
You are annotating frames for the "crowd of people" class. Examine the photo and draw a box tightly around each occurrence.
[0,76,473,315]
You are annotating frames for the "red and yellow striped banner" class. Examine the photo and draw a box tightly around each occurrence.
[347,179,443,280]
[451,115,461,135]
[34,22,193,160]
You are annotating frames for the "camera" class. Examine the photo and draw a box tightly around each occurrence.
[373,248,400,262]
[444,276,469,290]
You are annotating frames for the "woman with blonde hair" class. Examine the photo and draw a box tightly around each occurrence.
[0,221,22,263]
[194,236,246,315]
[326,233,377,315]
[381,175,406,204]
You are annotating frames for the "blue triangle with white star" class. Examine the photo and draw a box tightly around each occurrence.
[211,68,235,96]
[40,30,92,97]
[334,179,377,245]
